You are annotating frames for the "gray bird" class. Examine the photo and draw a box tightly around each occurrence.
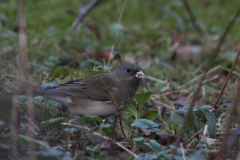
[31,63,144,117]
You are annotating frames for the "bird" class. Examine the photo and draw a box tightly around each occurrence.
[27,63,144,117]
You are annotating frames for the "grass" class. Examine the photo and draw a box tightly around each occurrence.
[1,0,240,159]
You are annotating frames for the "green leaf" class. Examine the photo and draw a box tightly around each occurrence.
[170,111,195,131]
[154,82,165,90]
[77,116,102,124]
[198,109,216,137]
[196,105,213,110]
[143,139,162,152]
[170,112,185,124]
[134,92,152,110]
[194,114,205,131]
[171,122,181,132]
[123,101,138,120]
[186,111,195,130]
[58,128,79,138]
[35,149,72,160]
[131,119,159,129]
[138,108,158,120]
[176,104,191,114]
[118,120,132,139]
[51,66,76,80]
[80,69,108,78]
[99,124,112,133]
[40,117,69,128]
[133,137,145,142]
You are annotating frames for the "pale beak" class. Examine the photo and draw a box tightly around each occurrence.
[135,70,145,79]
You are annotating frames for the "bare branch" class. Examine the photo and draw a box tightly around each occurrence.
[213,48,240,108]
[73,0,101,30]
[181,0,202,33]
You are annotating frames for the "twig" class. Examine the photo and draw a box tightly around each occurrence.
[151,98,175,111]
[171,7,240,160]
[116,0,127,44]
[61,123,138,158]
[150,1,185,29]
[180,143,186,160]
[216,78,240,160]
[0,72,20,92]
[100,79,127,139]
[17,0,35,159]
[145,75,166,84]
[186,127,204,148]
[112,0,128,63]
[184,65,221,85]
[11,95,19,160]
[72,0,101,30]
[107,45,114,67]
[6,75,37,86]
[181,0,202,33]
[160,7,185,29]
[213,48,240,108]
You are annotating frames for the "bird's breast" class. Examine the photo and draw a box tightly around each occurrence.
[68,98,118,117]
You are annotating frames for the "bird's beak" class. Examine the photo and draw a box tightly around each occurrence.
[135,70,145,79]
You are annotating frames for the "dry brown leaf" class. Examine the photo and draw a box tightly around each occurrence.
[175,45,201,60]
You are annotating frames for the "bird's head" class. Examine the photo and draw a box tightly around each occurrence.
[114,63,144,82]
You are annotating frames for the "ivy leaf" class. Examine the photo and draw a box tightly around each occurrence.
[134,92,152,110]
[143,139,162,152]
[138,108,158,120]
[170,110,195,131]
[123,101,138,120]
[198,109,216,137]
[131,119,159,129]
[133,137,145,142]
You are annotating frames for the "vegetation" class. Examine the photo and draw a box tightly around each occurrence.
[1,0,240,159]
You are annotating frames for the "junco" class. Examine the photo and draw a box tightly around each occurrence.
[30,63,144,117]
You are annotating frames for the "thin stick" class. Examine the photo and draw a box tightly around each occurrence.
[0,72,20,92]
[107,45,114,67]
[17,0,35,159]
[184,65,221,85]
[116,0,127,44]
[100,79,127,139]
[216,78,240,160]
[180,143,186,160]
[213,48,240,108]
[72,0,100,30]
[6,75,37,86]
[11,95,19,160]
[61,123,138,157]
[145,75,166,84]
[181,0,202,33]
[186,127,204,147]
[171,7,240,160]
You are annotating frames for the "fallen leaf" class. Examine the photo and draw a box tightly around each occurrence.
[94,140,112,150]
[175,45,201,60]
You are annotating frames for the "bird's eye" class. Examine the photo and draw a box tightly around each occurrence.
[126,68,131,72]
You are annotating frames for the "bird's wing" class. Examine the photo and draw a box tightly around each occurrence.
[46,73,122,102]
